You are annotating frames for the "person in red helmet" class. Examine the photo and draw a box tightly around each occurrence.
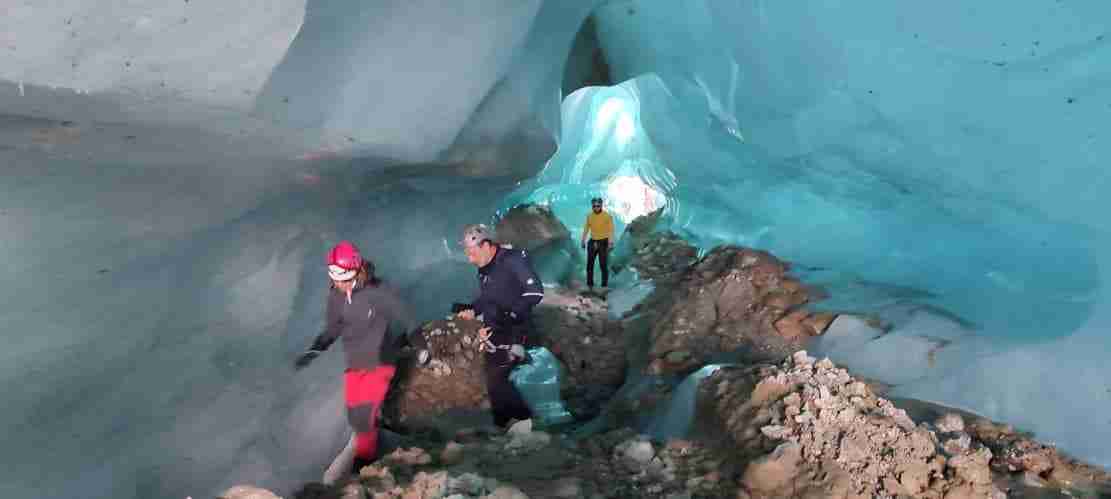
[295,240,424,472]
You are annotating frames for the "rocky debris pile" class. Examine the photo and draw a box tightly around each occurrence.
[701,351,1006,498]
[961,416,1111,494]
[494,204,570,251]
[382,319,491,431]
[292,420,742,499]
[646,247,835,375]
[534,289,627,420]
[572,427,741,499]
[627,231,699,282]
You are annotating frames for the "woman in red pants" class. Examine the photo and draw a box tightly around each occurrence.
[295,241,421,471]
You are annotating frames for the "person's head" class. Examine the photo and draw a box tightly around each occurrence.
[460,224,498,267]
[327,240,377,292]
[591,197,604,213]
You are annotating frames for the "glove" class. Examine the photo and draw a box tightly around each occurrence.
[509,344,527,361]
[294,350,321,370]
[417,349,431,365]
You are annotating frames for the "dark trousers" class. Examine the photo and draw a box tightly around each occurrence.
[587,238,610,287]
[483,328,533,427]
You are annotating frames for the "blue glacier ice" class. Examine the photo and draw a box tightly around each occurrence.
[1,1,1110,497]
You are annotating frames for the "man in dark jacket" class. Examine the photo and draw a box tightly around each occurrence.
[455,224,544,427]
[294,241,421,471]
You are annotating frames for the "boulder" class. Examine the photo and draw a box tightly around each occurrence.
[494,204,570,251]
[534,288,627,419]
[382,319,491,430]
[647,246,827,375]
[628,231,699,282]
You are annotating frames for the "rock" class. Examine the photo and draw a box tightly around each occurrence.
[935,412,966,433]
[440,441,464,466]
[218,485,282,499]
[547,477,582,498]
[505,430,552,454]
[340,483,366,499]
[483,484,530,499]
[383,447,433,467]
[1023,470,1050,488]
[741,442,802,493]
[802,312,837,335]
[948,447,994,485]
[942,433,972,455]
[615,438,656,469]
[494,204,570,251]
[621,218,699,281]
[773,310,810,340]
[406,471,449,498]
[359,464,397,490]
[448,473,487,496]
[534,287,626,419]
[646,246,815,375]
[507,419,533,436]
[702,357,1013,498]
[382,319,491,429]
[665,350,691,364]
[1001,439,1054,474]
[791,350,815,366]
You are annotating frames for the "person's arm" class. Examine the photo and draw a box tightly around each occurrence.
[581,215,591,248]
[506,250,545,322]
[463,275,488,320]
[296,295,342,369]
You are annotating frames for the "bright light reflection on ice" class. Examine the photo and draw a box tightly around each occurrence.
[606,174,664,221]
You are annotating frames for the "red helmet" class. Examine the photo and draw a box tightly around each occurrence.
[327,241,362,280]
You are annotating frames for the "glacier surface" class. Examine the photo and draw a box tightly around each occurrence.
[1,1,1110,497]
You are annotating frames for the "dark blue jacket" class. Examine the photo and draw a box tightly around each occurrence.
[472,245,544,334]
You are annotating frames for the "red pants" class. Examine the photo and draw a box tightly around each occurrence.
[344,365,396,460]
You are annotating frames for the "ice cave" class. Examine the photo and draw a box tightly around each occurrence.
[1,1,1109,498]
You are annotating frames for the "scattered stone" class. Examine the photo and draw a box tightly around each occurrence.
[339,483,364,499]
[483,484,529,499]
[440,441,464,466]
[942,433,972,456]
[546,477,582,498]
[506,419,533,436]
[702,355,1006,498]
[614,437,656,470]
[504,430,551,454]
[935,412,966,433]
[382,447,432,467]
[1000,439,1054,474]
[218,486,282,499]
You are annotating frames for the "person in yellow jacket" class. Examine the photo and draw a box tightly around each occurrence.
[580,197,615,289]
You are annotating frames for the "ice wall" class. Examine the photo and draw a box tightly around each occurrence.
[2,1,1111,497]
[516,0,1111,466]
[0,116,520,498]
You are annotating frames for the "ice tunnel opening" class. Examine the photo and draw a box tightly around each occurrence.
[3,1,1111,498]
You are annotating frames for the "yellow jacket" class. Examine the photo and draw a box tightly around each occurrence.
[582,211,614,241]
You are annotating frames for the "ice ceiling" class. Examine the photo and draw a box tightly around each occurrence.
[1,1,1109,498]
